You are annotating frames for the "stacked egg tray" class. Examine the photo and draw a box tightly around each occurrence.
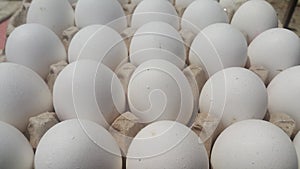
[1,0,300,168]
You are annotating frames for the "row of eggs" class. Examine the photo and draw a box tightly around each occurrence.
[27,0,277,42]
[1,0,300,168]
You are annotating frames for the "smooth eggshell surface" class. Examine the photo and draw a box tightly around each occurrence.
[268,66,300,132]
[27,0,74,36]
[0,63,52,132]
[248,28,300,83]
[128,59,194,124]
[35,119,122,169]
[53,60,126,129]
[181,0,229,35]
[0,121,34,169]
[189,23,248,78]
[127,121,209,169]
[231,0,278,43]
[5,23,67,79]
[68,25,128,71]
[131,0,179,30]
[211,119,298,169]
[75,0,127,33]
[199,67,268,130]
[130,21,186,69]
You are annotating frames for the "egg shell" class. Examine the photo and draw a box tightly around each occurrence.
[0,121,34,169]
[127,120,209,169]
[35,119,122,169]
[27,0,74,36]
[68,25,128,71]
[293,131,300,168]
[231,0,278,43]
[53,60,126,129]
[75,0,127,33]
[211,119,298,169]
[268,66,300,132]
[199,67,268,130]
[189,23,248,78]
[181,0,229,35]
[248,28,300,83]
[128,59,194,124]
[0,63,52,132]
[131,0,179,30]
[130,21,186,69]
[5,23,67,79]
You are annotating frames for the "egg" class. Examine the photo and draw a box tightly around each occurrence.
[248,28,300,83]
[293,131,300,168]
[35,119,122,169]
[130,22,186,69]
[231,0,278,43]
[0,121,34,169]
[27,0,74,36]
[199,67,267,130]
[189,23,248,78]
[53,60,126,128]
[128,59,194,124]
[268,66,300,132]
[211,119,298,169]
[127,121,209,169]
[181,0,229,35]
[131,0,179,30]
[75,0,127,33]
[68,25,128,71]
[0,63,52,131]
[5,23,67,79]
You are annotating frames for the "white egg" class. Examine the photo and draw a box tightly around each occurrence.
[268,66,300,132]
[128,59,194,124]
[189,23,248,78]
[199,67,267,130]
[130,22,186,69]
[127,121,209,169]
[75,0,127,33]
[53,60,126,128]
[27,0,74,36]
[248,28,300,83]
[0,121,34,169]
[131,0,179,30]
[35,119,122,169]
[181,0,229,35]
[68,25,128,71]
[211,119,298,169]
[231,0,278,43]
[5,23,67,79]
[0,63,52,132]
[293,131,300,168]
